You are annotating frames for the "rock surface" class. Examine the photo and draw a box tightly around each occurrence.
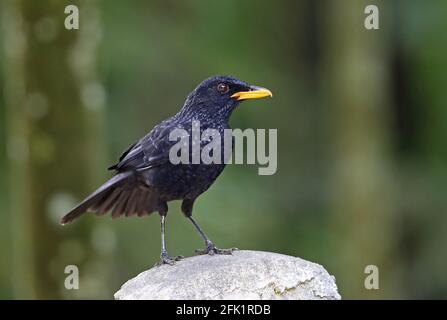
[114,250,341,300]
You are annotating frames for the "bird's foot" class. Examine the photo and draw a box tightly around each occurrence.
[154,253,184,267]
[195,241,238,256]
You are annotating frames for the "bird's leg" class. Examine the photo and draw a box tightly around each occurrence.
[155,214,183,266]
[188,216,238,256]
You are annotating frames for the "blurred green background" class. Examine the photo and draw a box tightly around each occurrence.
[0,0,446,299]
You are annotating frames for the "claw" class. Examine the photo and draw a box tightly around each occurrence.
[195,241,238,256]
[154,254,184,267]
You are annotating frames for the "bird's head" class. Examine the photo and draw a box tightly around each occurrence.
[180,75,272,120]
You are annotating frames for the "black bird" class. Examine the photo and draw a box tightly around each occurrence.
[61,75,272,265]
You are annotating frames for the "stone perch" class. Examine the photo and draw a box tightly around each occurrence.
[114,250,341,300]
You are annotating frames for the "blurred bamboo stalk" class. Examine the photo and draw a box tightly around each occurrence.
[2,0,108,299]
[323,0,398,298]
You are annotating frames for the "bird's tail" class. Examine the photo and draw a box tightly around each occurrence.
[60,171,159,225]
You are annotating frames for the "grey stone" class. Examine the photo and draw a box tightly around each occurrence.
[114,250,341,300]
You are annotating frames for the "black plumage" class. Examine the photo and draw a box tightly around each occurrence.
[61,75,272,265]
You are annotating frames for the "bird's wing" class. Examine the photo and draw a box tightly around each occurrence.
[108,119,180,172]
[107,141,138,170]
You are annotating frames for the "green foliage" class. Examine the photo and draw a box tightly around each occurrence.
[0,0,446,299]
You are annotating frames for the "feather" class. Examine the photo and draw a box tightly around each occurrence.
[95,187,122,215]
[60,172,132,225]
[125,188,140,216]
[111,190,130,218]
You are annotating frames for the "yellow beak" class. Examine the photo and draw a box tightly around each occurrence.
[231,86,273,101]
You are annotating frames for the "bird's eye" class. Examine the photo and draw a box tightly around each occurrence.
[216,83,229,94]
